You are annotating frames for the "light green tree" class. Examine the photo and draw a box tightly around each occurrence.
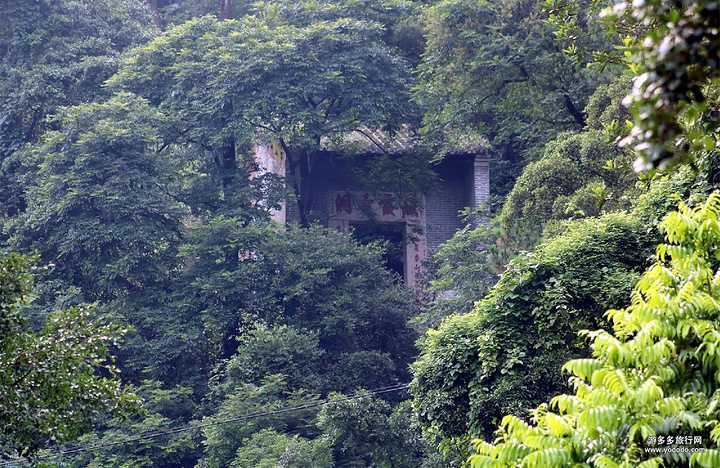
[0,254,138,459]
[470,192,720,467]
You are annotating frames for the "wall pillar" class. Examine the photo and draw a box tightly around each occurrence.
[472,155,490,225]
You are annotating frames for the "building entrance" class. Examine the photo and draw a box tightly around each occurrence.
[327,190,426,289]
[350,222,405,279]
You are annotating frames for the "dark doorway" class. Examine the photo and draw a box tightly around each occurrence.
[350,223,405,280]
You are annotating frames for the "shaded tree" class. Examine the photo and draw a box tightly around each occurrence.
[0,0,155,217]
[7,93,184,302]
[416,0,602,194]
[109,1,421,225]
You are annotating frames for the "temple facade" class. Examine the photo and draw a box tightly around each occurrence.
[254,131,490,288]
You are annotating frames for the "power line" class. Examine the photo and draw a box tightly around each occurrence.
[0,382,410,466]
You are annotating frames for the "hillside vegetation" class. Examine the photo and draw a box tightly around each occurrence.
[0,0,717,466]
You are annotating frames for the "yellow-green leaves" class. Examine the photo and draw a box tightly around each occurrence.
[470,192,720,467]
[564,359,603,380]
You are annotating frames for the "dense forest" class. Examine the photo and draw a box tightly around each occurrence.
[0,0,718,467]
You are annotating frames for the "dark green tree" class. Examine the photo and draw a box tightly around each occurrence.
[213,324,326,395]
[65,381,200,468]
[0,0,155,217]
[201,375,322,468]
[109,1,421,225]
[229,428,333,468]
[417,0,602,200]
[317,396,438,468]
[7,93,184,302]
[175,223,417,388]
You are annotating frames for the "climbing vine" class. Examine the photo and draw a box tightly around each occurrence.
[470,192,720,467]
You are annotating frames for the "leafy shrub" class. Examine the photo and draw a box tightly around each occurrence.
[470,192,720,468]
[412,213,657,443]
[500,130,636,248]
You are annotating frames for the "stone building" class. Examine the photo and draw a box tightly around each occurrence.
[255,128,490,288]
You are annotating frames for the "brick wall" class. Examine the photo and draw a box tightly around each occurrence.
[425,156,474,250]
[285,152,488,250]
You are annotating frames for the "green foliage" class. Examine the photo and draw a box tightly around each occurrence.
[7,92,184,302]
[0,0,154,155]
[241,225,416,367]
[10,1,711,466]
[605,0,719,171]
[230,428,333,468]
[629,151,719,238]
[417,0,599,175]
[412,213,656,443]
[317,395,432,467]
[546,0,719,171]
[109,4,421,224]
[65,381,199,468]
[583,76,632,132]
[469,192,720,468]
[0,0,155,216]
[0,254,138,459]
[245,0,426,65]
[215,324,326,394]
[415,220,505,331]
[543,0,622,68]
[500,130,637,248]
[190,222,423,465]
[150,0,247,27]
[179,223,417,388]
[201,375,321,468]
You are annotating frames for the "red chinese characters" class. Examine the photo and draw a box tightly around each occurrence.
[335,193,352,214]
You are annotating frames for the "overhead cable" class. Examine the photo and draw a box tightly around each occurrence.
[0,382,410,466]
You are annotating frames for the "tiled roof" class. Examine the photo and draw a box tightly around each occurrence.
[321,125,490,156]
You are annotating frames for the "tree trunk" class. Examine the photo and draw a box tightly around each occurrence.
[297,151,313,227]
[281,140,310,227]
[563,92,586,128]
[219,0,233,20]
[218,139,237,201]
[147,0,162,28]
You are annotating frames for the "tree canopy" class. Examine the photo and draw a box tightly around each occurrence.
[1,0,717,466]
[470,192,720,468]
[0,254,138,459]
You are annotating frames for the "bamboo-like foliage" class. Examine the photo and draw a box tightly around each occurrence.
[470,192,720,467]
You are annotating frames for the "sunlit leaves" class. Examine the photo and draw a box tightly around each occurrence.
[0,254,138,459]
[469,192,720,467]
